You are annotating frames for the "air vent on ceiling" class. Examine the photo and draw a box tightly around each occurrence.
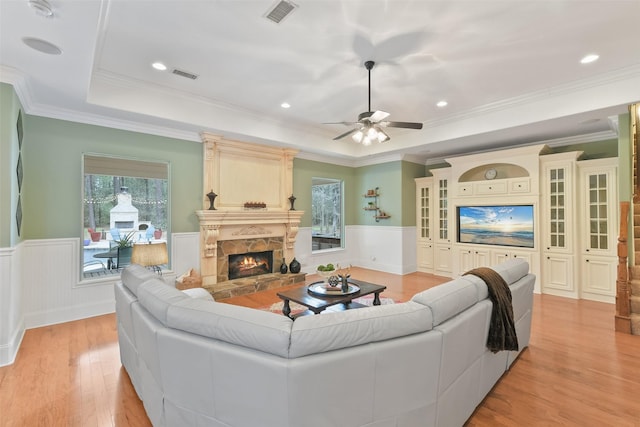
[172,69,198,80]
[265,0,297,24]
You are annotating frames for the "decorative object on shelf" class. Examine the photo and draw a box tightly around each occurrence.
[363,186,390,222]
[279,258,288,274]
[484,168,498,180]
[244,201,267,209]
[288,194,296,210]
[289,257,301,274]
[206,190,217,210]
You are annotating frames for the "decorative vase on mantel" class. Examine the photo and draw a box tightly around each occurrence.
[279,258,288,274]
[289,257,301,274]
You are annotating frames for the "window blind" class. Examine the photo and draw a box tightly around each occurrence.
[84,155,168,179]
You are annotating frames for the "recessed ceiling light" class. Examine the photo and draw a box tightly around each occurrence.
[152,62,167,71]
[436,100,448,108]
[22,37,62,55]
[580,54,599,64]
[27,0,53,17]
[281,102,291,108]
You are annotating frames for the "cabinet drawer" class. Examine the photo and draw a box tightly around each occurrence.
[510,179,530,193]
[458,184,473,196]
[475,181,507,194]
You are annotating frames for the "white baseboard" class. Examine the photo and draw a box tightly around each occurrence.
[0,320,25,367]
[24,300,115,330]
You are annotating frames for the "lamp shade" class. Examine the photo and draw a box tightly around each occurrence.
[132,242,168,268]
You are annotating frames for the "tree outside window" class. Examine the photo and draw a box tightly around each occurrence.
[311,177,343,251]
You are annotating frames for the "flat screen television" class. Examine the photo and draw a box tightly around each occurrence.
[457,205,534,248]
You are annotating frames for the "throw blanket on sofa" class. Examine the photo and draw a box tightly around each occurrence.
[464,267,519,353]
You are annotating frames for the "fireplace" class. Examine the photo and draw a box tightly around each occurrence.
[228,251,273,280]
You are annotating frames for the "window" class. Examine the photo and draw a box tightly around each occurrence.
[81,154,169,279]
[311,177,343,251]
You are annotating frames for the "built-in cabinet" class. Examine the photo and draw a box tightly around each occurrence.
[415,169,452,276]
[540,153,580,298]
[415,145,619,303]
[578,159,618,302]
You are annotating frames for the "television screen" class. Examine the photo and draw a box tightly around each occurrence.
[457,205,534,248]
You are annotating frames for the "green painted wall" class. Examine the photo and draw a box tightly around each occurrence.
[356,162,402,226]
[402,161,427,225]
[21,116,202,239]
[550,138,618,159]
[292,158,357,228]
[0,84,22,247]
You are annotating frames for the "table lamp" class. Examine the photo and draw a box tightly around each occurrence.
[131,242,168,275]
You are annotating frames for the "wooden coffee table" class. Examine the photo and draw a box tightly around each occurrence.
[276,278,387,319]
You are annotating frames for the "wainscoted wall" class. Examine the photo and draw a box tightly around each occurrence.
[292,225,417,275]
[22,238,119,329]
[0,245,23,366]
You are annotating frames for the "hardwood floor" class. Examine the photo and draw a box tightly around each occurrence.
[1,268,639,426]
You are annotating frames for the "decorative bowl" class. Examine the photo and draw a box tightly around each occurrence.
[316,269,336,281]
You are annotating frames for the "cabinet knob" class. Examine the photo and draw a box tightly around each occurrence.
[547,256,550,260]
[586,259,590,263]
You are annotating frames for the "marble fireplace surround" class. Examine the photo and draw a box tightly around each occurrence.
[196,134,305,293]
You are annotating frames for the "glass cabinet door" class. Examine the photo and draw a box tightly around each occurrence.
[438,179,448,241]
[548,167,566,250]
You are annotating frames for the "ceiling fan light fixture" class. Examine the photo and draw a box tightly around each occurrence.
[352,130,364,143]
[361,136,373,146]
[367,126,378,140]
[377,129,389,143]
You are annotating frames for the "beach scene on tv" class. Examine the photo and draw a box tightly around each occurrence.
[458,205,534,248]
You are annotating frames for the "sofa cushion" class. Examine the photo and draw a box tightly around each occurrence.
[181,287,215,301]
[491,259,529,286]
[166,298,293,358]
[411,277,480,326]
[137,279,191,326]
[121,264,158,296]
[289,301,433,358]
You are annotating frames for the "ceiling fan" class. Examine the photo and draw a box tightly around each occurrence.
[327,60,423,145]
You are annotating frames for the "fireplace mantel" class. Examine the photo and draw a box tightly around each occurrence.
[195,136,305,287]
[196,210,304,286]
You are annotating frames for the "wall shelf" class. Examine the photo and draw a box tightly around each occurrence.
[363,187,390,222]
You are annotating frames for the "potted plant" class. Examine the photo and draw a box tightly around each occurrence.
[114,230,136,248]
[154,228,163,240]
[88,228,101,242]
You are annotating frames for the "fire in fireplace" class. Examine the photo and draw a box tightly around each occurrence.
[228,251,273,280]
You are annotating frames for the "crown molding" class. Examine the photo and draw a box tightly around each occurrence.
[424,130,618,165]
[420,64,640,129]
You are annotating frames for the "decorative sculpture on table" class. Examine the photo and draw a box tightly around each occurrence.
[206,190,217,210]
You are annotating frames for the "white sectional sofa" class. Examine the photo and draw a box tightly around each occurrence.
[115,259,534,427]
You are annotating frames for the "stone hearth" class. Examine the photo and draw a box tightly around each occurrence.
[203,272,306,300]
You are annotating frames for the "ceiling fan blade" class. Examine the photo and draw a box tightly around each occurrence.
[369,110,390,123]
[323,121,358,126]
[333,128,358,140]
[382,121,423,129]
